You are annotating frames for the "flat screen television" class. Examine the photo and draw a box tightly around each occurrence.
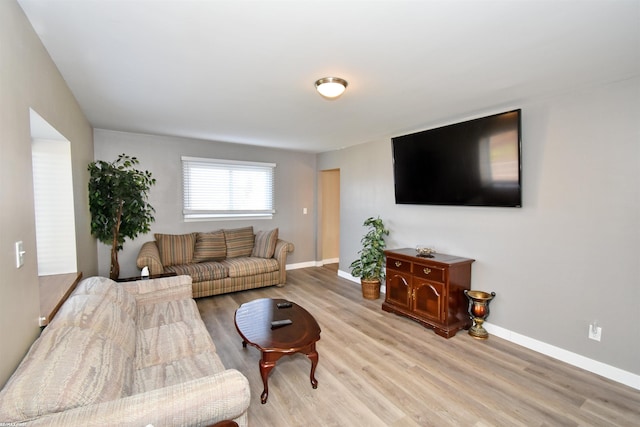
[392,109,522,207]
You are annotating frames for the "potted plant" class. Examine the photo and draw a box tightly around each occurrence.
[349,216,390,299]
[88,154,156,280]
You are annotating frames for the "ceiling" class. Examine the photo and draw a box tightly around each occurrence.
[18,0,640,153]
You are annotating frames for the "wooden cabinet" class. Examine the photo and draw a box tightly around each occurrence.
[382,248,474,338]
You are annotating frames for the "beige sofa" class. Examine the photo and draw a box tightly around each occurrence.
[0,275,250,426]
[137,226,294,298]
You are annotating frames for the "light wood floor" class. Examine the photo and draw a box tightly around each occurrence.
[196,266,640,426]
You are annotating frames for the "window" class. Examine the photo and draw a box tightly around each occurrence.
[30,109,78,275]
[182,156,275,220]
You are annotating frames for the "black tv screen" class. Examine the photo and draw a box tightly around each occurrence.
[392,109,522,207]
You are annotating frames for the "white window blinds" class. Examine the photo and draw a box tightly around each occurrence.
[182,156,275,220]
[32,138,78,274]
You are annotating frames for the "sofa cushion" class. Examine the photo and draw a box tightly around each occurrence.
[73,276,137,319]
[166,262,227,282]
[224,226,254,258]
[133,350,226,394]
[192,230,227,262]
[47,294,137,359]
[251,228,279,258]
[135,320,216,370]
[222,257,279,278]
[155,233,197,267]
[0,326,133,422]
[135,298,205,330]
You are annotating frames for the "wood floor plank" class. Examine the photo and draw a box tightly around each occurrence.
[197,266,640,426]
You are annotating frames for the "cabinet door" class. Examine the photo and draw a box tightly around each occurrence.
[385,270,412,310]
[413,280,444,322]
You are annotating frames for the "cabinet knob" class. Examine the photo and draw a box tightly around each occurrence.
[423,267,431,275]
[395,261,402,268]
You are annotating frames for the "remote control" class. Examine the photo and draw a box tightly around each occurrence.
[271,319,292,329]
[277,301,293,309]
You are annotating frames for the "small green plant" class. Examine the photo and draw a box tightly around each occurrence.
[349,216,390,281]
[88,154,156,279]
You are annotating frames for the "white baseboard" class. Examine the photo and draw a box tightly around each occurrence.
[337,269,355,281]
[337,269,387,294]
[484,323,640,391]
[286,259,345,269]
[287,261,320,270]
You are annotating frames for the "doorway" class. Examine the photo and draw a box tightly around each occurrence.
[319,169,340,270]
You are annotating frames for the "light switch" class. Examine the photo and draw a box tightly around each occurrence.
[303,208,308,215]
[15,241,25,268]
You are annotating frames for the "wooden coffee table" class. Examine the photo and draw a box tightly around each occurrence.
[234,298,321,404]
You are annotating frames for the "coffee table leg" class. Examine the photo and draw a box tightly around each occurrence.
[259,355,277,404]
[307,346,319,389]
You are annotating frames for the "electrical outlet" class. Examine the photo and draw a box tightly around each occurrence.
[588,322,602,341]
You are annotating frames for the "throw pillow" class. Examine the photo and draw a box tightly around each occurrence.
[154,233,197,267]
[192,230,227,262]
[251,228,279,258]
[224,226,254,258]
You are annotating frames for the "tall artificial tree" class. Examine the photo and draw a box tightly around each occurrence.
[88,154,156,279]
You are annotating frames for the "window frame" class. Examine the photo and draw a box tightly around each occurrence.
[182,156,276,221]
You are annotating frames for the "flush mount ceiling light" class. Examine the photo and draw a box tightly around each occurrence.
[315,77,348,99]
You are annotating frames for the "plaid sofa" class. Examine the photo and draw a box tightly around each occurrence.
[0,275,250,427]
[136,226,294,298]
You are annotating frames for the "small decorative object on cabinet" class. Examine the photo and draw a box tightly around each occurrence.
[415,245,436,258]
[464,290,496,340]
[382,248,474,338]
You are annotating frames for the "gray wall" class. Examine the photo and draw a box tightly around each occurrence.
[2,0,636,389]
[0,1,96,386]
[318,76,640,377]
[94,130,317,278]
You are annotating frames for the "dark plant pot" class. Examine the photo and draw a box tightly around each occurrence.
[361,279,381,300]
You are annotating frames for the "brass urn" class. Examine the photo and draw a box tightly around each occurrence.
[464,290,496,340]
